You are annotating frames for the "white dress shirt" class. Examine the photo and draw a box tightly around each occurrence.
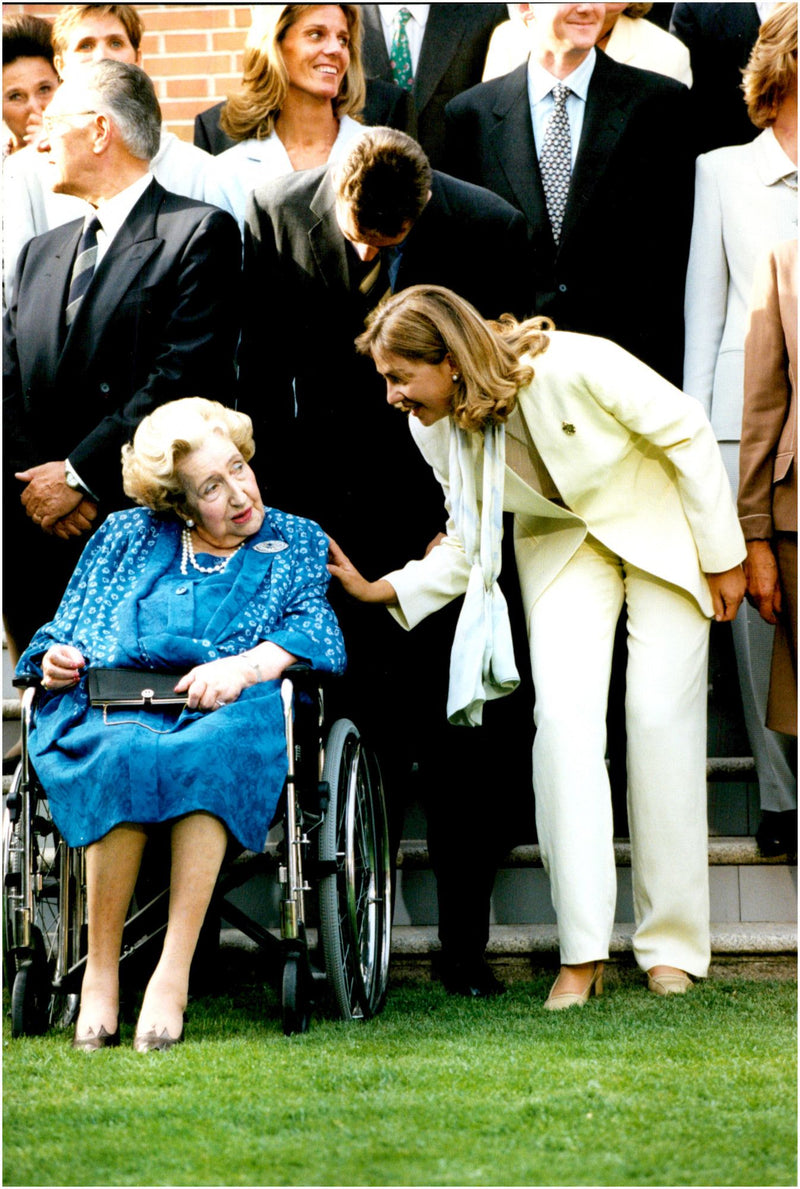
[378,4,430,72]
[527,50,597,167]
[90,171,153,265]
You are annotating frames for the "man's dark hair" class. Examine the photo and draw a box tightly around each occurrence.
[334,127,432,237]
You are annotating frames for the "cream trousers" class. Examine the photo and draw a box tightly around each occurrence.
[527,536,711,977]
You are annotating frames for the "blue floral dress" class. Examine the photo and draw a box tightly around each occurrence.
[16,507,346,852]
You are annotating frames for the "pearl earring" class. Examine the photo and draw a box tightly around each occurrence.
[186,518,195,529]
[451,372,460,383]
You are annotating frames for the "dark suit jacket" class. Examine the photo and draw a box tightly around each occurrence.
[239,165,531,560]
[4,179,241,503]
[361,3,506,167]
[444,52,695,384]
[670,2,761,154]
[193,79,413,155]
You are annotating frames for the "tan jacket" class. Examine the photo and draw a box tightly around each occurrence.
[386,331,746,627]
[738,238,798,537]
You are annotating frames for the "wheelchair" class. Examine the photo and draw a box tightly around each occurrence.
[3,666,392,1038]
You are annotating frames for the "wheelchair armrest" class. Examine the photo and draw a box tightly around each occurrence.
[12,676,41,689]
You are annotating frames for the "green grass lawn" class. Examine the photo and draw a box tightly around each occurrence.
[3,970,797,1188]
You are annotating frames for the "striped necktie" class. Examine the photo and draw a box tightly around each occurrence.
[65,214,101,327]
[539,83,572,244]
[390,8,414,91]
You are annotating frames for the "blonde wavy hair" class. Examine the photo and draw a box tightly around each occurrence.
[220,4,365,142]
[356,286,552,433]
[121,398,255,514]
[742,1,797,128]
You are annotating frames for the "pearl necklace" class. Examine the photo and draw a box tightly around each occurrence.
[180,526,245,575]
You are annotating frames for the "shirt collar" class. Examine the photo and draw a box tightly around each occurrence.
[758,126,798,187]
[379,5,430,29]
[92,172,153,242]
[528,47,596,104]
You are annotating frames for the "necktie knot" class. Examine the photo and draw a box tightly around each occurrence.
[551,82,571,108]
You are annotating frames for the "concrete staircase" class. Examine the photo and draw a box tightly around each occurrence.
[392,833,797,981]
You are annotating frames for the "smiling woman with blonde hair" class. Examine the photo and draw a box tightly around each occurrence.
[207,4,367,225]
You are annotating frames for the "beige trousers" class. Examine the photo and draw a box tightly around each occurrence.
[527,536,711,977]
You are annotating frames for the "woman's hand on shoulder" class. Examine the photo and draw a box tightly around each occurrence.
[41,645,86,691]
[705,565,747,623]
[327,538,398,605]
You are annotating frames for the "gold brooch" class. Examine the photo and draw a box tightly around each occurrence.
[562,422,576,435]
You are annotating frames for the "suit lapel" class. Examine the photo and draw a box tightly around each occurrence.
[488,65,547,232]
[25,221,81,378]
[413,4,464,116]
[58,180,164,371]
[562,53,630,244]
[308,173,350,292]
[361,5,392,79]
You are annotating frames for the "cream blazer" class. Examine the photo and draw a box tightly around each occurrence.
[385,332,746,629]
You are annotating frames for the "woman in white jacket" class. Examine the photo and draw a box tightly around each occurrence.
[329,285,746,1009]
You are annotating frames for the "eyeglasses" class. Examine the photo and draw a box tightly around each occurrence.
[40,110,97,135]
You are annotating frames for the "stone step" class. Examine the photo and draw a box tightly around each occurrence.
[218,924,797,981]
[390,921,798,957]
[398,835,794,868]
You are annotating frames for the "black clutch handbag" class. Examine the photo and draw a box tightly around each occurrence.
[87,668,187,709]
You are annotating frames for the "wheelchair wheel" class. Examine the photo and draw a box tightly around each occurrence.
[318,719,391,1021]
[11,948,50,1037]
[281,950,311,1036]
[3,768,86,1034]
[2,791,19,991]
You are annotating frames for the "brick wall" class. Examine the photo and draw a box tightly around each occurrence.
[4,3,252,142]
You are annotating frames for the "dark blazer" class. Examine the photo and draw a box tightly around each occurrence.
[4,179,242,502]
[193,78,413,155]
[444,52,695,384]
[360,3,506,167]
[670,2,761,154]
[239,165,531,556]
[240,156,536,931]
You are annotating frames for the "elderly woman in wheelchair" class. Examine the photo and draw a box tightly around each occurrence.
[15,397,346,1052]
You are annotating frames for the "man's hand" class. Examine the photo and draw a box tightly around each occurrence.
[743,539,782,625]
[16,461,82,529]
[51,499,99,540]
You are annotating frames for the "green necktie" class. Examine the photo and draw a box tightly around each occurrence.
[390,8,414,91]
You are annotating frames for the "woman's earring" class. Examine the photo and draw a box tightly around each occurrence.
[185,518,195,529]
[451,372,461,383]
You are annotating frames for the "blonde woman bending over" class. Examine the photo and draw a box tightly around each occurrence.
[329,285,746,1008]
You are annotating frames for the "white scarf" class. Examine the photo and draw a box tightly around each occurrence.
[446,419,520,726]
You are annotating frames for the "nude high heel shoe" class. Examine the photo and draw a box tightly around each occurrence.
[647,969,693,996]
[543,962,604,1010]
